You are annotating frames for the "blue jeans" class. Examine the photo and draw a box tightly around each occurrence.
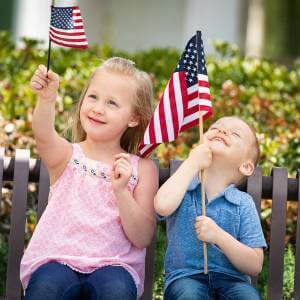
[165,272,261,300]
[24,262,137,300]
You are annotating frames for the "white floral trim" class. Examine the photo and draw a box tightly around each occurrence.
[70,157,138,184]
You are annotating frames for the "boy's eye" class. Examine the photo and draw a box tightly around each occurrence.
[232,132,241,137]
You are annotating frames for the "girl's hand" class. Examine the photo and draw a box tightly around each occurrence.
[30,65,59,102]
[194,216,223,244]
[112,153,132,194]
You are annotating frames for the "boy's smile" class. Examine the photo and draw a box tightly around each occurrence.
[209,135,230,146]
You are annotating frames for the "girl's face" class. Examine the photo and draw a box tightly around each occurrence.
[79,70,139,143]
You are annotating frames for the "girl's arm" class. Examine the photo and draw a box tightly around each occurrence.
[154,144,212,217]
[195,216,264,276]
[31,65,72,185]
[113,156,158,249]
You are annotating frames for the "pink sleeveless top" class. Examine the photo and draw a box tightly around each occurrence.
[20,143,145,297]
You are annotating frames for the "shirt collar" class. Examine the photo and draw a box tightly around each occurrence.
[187,176,240,205]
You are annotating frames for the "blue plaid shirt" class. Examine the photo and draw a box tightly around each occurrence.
[163,176,267,291]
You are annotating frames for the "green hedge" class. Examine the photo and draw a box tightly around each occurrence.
[0,31,299,175]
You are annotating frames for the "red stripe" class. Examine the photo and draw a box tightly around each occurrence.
[50,32,87,43]
[158,91,169,142]
[50,33,87,43]
[148,117,156,145]
[198,93,211,100]
[198,80,210,88]
[181,109,213,131]
[168,76,179,138]
[50,27,85,36]
[187,91,198,100]
[49,37,88,48]
[73,13,81,17]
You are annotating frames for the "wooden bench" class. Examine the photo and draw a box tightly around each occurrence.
[0,148,299,300]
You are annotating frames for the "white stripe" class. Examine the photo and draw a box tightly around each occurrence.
[142,124,150,144]
[187,84,197,95]
[73,16,82,21]
[173,73,184,129]
[153,105,162,143]
[49,30,86,40]
[73,9,80,14]
[199,99,212,107]
[182,111,209,126]
[139,144,153,155]
[198,74,209,81]
[187,98,212,109]
[50,34,88,45]
[50,26,85,34]
[163,81,174,141]
[199,86,210,94]
[73,22,83,26]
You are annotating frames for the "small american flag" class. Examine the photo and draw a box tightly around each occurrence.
[139,31,213,157]
[49,6,88,49]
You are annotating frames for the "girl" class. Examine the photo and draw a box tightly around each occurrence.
[21,57,158,300]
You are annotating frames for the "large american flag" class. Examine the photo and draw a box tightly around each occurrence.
[139,31,213,157]
[49,6,88,49]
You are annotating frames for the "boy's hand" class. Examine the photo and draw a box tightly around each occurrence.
[194,216,223,244]
[112,153,132,194]
[30,65,59,102]
[187,143,212,171]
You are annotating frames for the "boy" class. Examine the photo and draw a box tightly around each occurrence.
[155,116,266,300]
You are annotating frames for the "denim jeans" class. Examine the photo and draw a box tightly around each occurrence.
[24,262,137,300]
[164,272,261,300]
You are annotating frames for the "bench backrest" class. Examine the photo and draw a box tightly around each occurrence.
[0,148,299,300]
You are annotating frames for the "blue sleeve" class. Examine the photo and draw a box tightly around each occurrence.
[238,196,267,249]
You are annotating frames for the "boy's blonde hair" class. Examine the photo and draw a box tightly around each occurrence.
[68,57,153,155]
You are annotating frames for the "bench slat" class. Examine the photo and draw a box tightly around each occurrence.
[140,159,160,300]
[37,160,49,221]
[267,167,288,300]
[5,149,30,300]
[0,148,4,205]
[246,167,263,287]
[294,169,300,300]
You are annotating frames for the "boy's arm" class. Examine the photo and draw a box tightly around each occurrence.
[31,65,72,183]
[195,207,265,276]
[154,144,212,217]
[216,227,264,276]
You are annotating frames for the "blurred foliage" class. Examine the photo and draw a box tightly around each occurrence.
[0,32,299,175]
[0,31,299,297]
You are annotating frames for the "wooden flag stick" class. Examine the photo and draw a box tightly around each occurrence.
[199,114,208,274]
[47,0,55,72]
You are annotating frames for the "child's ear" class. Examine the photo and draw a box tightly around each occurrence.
[128,116,139,128]
[239,160,255,177]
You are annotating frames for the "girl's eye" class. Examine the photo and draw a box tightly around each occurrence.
[209,127,218,131]
[107,99,118,107]
[88,94,97,100]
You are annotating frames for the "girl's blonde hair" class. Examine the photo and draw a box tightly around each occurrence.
[68,57,153,155]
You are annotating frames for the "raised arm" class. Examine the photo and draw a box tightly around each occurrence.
[30,65,72,184]
[154,144,212,217]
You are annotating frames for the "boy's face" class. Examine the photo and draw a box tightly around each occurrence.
[204,117,255,168]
